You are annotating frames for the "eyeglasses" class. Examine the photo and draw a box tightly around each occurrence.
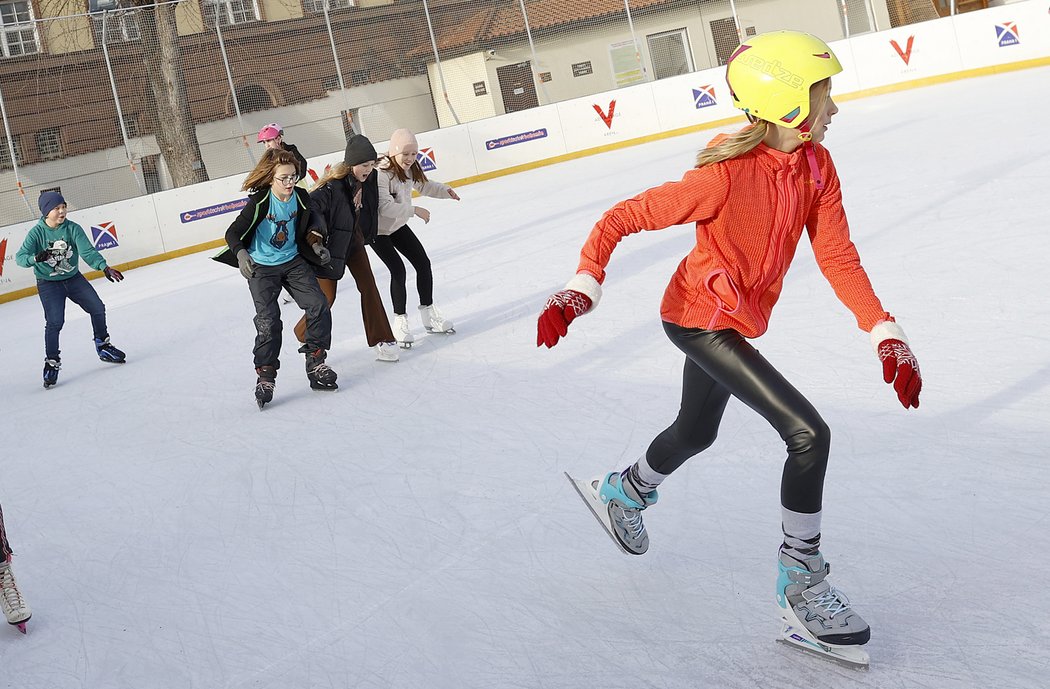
[274,175,299,184]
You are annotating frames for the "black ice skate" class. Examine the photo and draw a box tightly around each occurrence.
[94,336,126,364]
[42,357,61,389]
[304,349,338,391]
[255,366,276,410]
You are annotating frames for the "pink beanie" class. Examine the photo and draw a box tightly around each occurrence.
[388,129,418,156]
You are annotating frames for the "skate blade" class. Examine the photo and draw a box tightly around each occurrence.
[398,342,413,350]
[15,622,27,634]
[777,622,869,670]
[564,472,637,557]
[424,327,455,334]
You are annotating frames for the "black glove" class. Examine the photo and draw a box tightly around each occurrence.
[103,267,124,282]
[312,242,332,265]
[236,249,257,279]
[34,250,50,263]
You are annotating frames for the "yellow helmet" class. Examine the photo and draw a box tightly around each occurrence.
[725,31,842,129]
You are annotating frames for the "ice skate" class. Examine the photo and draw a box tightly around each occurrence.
[94,336,126,364]
[565,470,658,556]
[419,304,454,334]
[43,357,61,389]
[775,549,870,669]
[0,561,31,634]
[305,349,338,391]
[255,366,276,410]
[375,342,400,362]
[393,314,414,349]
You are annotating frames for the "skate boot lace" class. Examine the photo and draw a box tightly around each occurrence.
[808,585,851,619]
[617,506,646,539]
[0,566,26,613]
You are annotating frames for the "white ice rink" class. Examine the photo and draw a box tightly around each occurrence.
[1,65,1049,689]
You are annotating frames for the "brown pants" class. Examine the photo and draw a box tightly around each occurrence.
[0,503,12,562]
[294,242,394,347]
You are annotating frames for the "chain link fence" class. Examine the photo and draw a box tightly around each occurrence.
[0,0,994,223]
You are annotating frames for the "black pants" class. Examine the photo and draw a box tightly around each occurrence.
[648,322,830,514]
[370,225,433,315]
[247,256,331,370]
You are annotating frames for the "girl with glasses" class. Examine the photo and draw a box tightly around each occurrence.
[214,148,339,409]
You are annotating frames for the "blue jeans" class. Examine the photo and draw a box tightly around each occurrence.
[36,273,108,359]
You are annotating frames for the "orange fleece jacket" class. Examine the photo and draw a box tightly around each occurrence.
[577,139,889,337]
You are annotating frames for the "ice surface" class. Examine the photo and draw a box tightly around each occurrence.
[1,66,1048,689]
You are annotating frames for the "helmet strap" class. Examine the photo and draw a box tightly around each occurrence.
[798,123,824,191]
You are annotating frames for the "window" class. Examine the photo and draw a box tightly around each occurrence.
[94,11,140,44]
[0,1,39,58]
[0,136,24,169]
[647,28,693,80]
[234,84,272,113]
[202,0,259,27]
[303,0,353,14]
[322,75,341,91]
[36,128,63,160]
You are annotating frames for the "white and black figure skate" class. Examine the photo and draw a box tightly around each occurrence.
[565,471,657,556]
[775,550,870,669]
[255,366,276,410]
[393,314,414,349]
[0,561,31,634]
[419,304,455,334]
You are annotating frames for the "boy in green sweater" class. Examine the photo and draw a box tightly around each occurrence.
[15,191,126,388]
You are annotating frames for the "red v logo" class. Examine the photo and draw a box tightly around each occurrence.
[0,238,6,277]
[593,100,616,129]
[890,36,915,65]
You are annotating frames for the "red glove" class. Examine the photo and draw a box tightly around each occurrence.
[536,273,602,348]
[103,266,124,282]
[871,321,921,409]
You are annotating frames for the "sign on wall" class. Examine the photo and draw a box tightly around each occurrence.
[609,40,645,87]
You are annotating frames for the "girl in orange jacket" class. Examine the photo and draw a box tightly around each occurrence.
[537,31,921,665]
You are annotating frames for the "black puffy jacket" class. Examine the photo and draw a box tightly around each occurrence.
[307,170,379,281]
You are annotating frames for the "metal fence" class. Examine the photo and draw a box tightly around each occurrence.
[0,0,987,224]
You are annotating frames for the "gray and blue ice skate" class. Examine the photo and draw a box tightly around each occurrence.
[776,550,871,668]
[565,470,658,555]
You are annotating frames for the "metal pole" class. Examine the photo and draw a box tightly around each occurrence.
[215,16,255,166]
[101,10,147,194]
[422,0,460,125]
[517,0,550,103]
[950,0,956,15]
[623,0,649,81]
[0,80,34,217]
[727,0,742,43]
[840,0,850,38]
[322,0,356,134]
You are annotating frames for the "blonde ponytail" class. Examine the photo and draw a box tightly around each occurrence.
[694,121,768,168]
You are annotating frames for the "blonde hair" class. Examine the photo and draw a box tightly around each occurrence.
[242,148,299,192]
[313,161,352,189]
[695,78,831,168]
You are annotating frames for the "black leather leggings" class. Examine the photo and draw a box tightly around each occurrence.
[647,322,830,514]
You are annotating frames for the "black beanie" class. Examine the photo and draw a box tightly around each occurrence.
[344,135,378,167]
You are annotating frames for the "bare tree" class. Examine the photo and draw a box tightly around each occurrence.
[130,0,210,186]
